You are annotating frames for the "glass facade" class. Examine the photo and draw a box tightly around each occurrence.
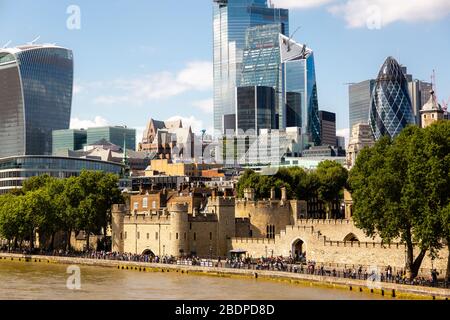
[87,126,136,151]
[213,0,289,133]
[0,156,123,193]
[0,45,73,157]
[52,129,87,154]
[284,53,321,146]
[236,86,275,133]
[240,24,283,127]
[370,57,416,140]
[349,79,375,130]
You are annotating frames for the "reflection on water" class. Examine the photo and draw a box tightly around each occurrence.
[0,261,384,300]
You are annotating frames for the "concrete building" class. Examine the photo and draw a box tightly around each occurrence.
[319,111,337,147]
[346,123,375,169]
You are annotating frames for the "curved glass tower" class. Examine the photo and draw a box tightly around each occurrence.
[369,57,415,140]
[0,44,73,157]
[213,0,289,134]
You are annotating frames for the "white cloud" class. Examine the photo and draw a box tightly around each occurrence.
[94,61,213,105]
[336,128,350,147]
[70,116,109,129]
[274,0,335,9]
[73,83,83,95]
[192,98,213,114]
[328,0,450,28]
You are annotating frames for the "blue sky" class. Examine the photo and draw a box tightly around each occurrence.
[1,0,449,142]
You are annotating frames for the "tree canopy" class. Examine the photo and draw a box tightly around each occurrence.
[0,170,123,252]
[349,121,450,280]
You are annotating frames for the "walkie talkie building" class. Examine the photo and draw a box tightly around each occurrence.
[0,44,74,157]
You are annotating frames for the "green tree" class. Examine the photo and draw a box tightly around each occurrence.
[349,123,449,280]
[316,161,348,219]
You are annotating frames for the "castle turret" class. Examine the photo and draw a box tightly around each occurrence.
[168,202,189,257]
[112,204,127,253]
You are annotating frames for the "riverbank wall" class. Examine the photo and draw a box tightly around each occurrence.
[1,252,449,300]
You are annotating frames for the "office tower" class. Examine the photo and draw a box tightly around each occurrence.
[213,0,289,134]
[280,34,321,145]
[349,80,375,130]
[52,129,87,154]
[0,44,74,157]
[235,86,276,133]
[240,24,284,128]
[370,57,416,140]
[87,126,136,151]
[336,136,346,149]
[409,79,432,127]
[319,111,336,147]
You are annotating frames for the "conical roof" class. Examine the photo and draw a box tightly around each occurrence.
[421,90,442,112]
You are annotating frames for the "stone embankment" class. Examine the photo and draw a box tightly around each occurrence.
[1,253,449,300]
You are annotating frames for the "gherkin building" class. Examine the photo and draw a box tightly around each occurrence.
[369,56,416,140]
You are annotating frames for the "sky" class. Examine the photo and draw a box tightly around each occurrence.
[1,0,449,144]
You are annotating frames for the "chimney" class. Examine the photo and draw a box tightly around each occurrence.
[270,187,276,200]
[281,187,287,201]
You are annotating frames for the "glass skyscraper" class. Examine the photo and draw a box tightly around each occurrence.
[240,24,283,128]
[349,80,375,130]
[52,129,87,154]
[0,44,74,157]
[280,34,321,146]
[213,0,289,134]
[370,57,416,140]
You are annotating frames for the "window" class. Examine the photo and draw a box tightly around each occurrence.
[137,232,140,240]
[142,197,148,208]
[266,225,275,239]
[155,232,158,240]
[120,232,123,240]
[194,233,196,241]
[133,202,138,210]
[152,201,157,209]
[209,232,212,240]
[147,233,149,239]
[124,232,127,239]
[189,223,192,230]
[176,233,179,240]
[184,232,187,240]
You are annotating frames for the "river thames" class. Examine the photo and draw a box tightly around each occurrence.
[0,261,384,300]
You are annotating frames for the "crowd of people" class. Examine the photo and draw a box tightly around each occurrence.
[0,246,446,288]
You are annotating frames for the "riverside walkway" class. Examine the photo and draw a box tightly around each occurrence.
[0,250,449,299]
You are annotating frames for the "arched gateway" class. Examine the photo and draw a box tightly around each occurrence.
[291,239,305,261]
[142,249,155,256]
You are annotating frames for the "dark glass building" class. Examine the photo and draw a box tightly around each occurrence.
[319,111,336,147]
[86,126,136,151]
[235,86,276,133]
[0,44,74,157]
[370,57,416,140]
[213,0,289,133]
[52,129,87,154]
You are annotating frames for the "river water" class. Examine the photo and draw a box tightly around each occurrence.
[0,260,384,300]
